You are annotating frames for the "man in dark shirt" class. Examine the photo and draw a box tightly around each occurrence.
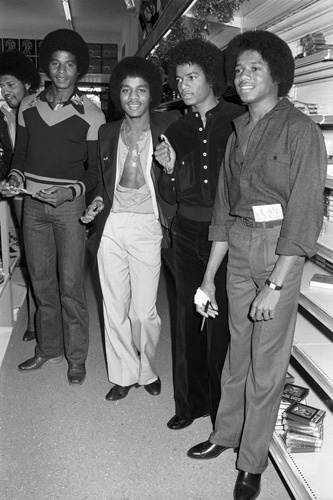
[0,50,41,340]
[154,38,244,430]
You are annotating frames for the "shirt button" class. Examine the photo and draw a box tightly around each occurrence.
[203,152,207,157]
[204,179,208,184]
[199,127,203,131]
[203,139,207,143]
[273,155,277,160]
[203,165,208,169]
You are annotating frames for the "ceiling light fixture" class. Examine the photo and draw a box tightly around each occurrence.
[61,0,74,29]
[182,0,198,17]
[62,0,72,21]
[123,0,136,10]
[163,29,172,40]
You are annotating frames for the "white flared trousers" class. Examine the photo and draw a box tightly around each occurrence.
[97,212,162,386]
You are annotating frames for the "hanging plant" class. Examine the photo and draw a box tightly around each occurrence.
[148,17,204,68]
[194,0,249,25]
[148,0,249,68]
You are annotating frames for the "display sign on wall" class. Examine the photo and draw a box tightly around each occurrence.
[0,39,117,75]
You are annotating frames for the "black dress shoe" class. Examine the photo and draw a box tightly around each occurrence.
[105,383,138,401]
[144,377,161,396]
[187,440,230,459]
[167,414,194,430]
[18,355,63,372]
[68,363,86,385]
[22,329,36,342]
[234,471,261,500]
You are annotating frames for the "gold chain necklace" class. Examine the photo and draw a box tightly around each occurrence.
[122,122,150,168]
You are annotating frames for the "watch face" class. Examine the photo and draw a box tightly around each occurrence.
[266,279,282,290]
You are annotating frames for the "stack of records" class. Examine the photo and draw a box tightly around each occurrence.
[275,399,292,432]
[324,187,333,222]
[282,402,326,453]
[275,382,308,432]
[300,32,327,56]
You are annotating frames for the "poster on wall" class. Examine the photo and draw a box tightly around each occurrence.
[19,39,37,56]
[2,38,20,51]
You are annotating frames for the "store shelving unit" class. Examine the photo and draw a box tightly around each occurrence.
[0,199,14,328]
[242,2,333,498]
[269,189,333,500]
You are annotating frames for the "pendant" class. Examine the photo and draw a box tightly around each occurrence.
[131,149,139,168]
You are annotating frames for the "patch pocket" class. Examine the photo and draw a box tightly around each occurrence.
[257,152,291,195]
[177,151,196,192]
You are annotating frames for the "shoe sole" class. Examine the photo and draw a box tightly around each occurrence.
[18,355,64,372]
[105,383,139,401]
[68,375,86,386]
[187,446,231,460]
[167,421,194,430]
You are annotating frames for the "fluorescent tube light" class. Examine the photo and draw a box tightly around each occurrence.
[182,0,198,17]
[124,0,136,10]
[62,0,72,21]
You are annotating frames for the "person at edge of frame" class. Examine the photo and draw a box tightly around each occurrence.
[186,30,326,500]
[81,56,180,402]
[0,50,41,339]
[153,38,245,431]
[1,29,106,386]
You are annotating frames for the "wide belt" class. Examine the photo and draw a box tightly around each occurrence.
[239,218,282,228]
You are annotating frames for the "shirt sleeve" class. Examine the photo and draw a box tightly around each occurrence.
[209,135,236,241]
[156,124,178,205]
[9,121,27,183]
[0,143,9,181]
[74,108,106,197]
[276,119,327,257]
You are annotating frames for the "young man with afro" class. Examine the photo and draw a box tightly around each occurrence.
[0,51,40,180]
[0,50,40,340]
[154,38,244,430]
[2,29,105,385]
[81,57,180,401]
[187,30,326,500]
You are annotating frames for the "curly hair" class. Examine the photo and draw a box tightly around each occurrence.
[109,56,163,111]
[167,38,226,97]
[39,29,89,79]
[225,30,295,97]
[0,50,40,91]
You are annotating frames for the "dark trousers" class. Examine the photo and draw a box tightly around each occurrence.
[23,197,89,364]
[171,215,229,423]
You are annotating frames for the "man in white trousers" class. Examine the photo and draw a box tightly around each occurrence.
[81,56,180,401]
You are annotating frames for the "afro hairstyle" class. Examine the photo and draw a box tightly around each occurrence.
[0,50,40,91]
[167,38,226,97]
[109,56,163,111]
[225,30,295,97]
[39,29,89,79]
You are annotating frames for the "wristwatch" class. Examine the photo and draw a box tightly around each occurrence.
[265,279,283,290]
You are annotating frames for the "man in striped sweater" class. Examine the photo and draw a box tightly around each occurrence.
[3,29,105,385]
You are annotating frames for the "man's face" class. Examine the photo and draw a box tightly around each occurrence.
[119,76,151,119]
[0,75,30,110]
[234,50,278,105]
[48,51,78,91]
[175,63,214,110]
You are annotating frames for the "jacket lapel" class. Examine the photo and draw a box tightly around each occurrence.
[99,121,122,204]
